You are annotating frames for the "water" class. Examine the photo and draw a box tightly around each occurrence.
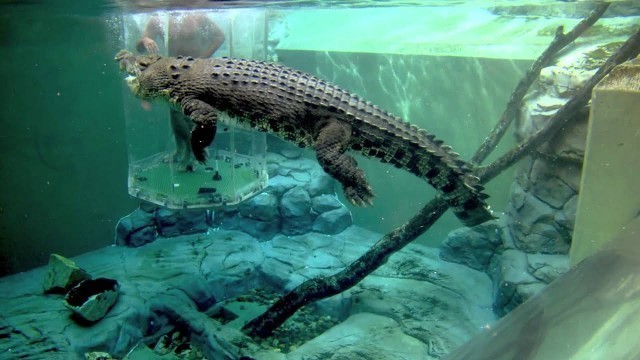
[0,1,638,359]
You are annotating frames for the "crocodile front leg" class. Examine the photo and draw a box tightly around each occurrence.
[314,119,374,206]
[169,108,194,170]
[181,98,218,163]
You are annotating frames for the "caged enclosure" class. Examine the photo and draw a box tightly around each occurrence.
[1,1,640,359]
[121,11,271,209]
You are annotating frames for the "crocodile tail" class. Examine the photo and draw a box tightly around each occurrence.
[413,132,494,227]
[353,122,493,226]
[426,165,494,227]
[336,88,493,226]
[447,175,495,227]
[386,127,494,227]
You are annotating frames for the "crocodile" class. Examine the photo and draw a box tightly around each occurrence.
[115,50,494,226]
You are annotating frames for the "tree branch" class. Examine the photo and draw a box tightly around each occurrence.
[477,26,640,183]
[470,2,610,165]
[243,198,449,337]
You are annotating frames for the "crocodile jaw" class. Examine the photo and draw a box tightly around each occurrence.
[125,75,140,96]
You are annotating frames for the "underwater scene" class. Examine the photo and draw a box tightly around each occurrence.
[1,0,640,359]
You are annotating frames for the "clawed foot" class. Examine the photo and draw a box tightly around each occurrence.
[343,184,374,206]
[163,151,196,172]
[192,147,209,165]
[191,124,215,164]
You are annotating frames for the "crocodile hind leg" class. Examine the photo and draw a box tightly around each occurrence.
[314,119,374,206]
[169,108,194,170]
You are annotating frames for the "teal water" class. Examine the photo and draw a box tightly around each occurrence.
[0,7,137,275]
[0,1,491,274]
[0,0,635,274]
[0,1,639,359]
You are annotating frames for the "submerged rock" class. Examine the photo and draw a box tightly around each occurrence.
[63,278,120,323]
[239,192,279,221]
[311,194,343,214]
[507,182,570,254]
[312,207,352,235]
[42,253,91,294]
[289,313,431,359]
[440,221,504,272]
[308,170,335,197]
[280,148,303,159]
[116,207,209,247]
[115,207,157,247]
[527,253,571,284]
[281,187,312,236]
[0,226,494,358]
[490,249,547,317]
[221,156,349,239]
[155,209,208,237]
[84,352,115,360]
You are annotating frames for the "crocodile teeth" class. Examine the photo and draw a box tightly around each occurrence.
[125,75,140,94]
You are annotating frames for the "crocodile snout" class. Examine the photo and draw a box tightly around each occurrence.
[115,49,141,77]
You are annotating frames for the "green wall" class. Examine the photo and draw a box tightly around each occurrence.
[0,10,137,275]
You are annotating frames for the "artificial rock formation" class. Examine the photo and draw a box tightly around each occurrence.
[213,149,352,239]
[441,218,571,313]
[508,60,594,255]
[116,146,353,247]
[442,43,620,316]
[0,226,493,359]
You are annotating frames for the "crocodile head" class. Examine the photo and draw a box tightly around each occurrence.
[114,49,171,100]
